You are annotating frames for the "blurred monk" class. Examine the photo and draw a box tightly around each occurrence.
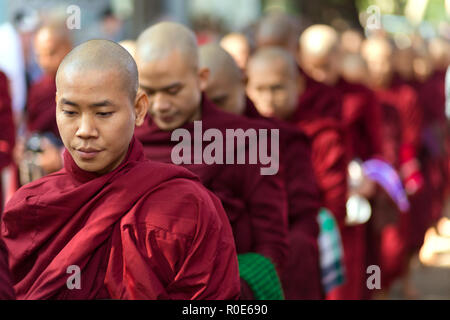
[2,39,240,300]
[247,47,348,298]
[134,22,289,300]
[362,36,426,299]
[200,43,323,299]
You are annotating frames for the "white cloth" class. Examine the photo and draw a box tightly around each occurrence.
[446,66,450,119]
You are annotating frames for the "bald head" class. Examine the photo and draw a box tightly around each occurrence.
[56,39,139,101]
[34,23,73,75]
[118,39,137,59]
[200,43,242,86]
[220,32,250,70]
[199,43,246,114]
[299,24,339,60]
[136,22,199,71]
[256,13,297,54]
[249,46,299,80]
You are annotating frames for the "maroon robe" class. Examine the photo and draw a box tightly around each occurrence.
[287,90,350,299]
[376,78,430,253]
[337,78,382,161]
[26,74,59,138]
[244,99,323,299]
[135,97,289,294]
[0,71,15,211]
[0,236,15,299]
[2,136,240,299]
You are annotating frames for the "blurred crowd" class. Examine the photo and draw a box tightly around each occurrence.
[0,4,450,300]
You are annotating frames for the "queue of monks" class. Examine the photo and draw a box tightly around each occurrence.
[0,12,449,300]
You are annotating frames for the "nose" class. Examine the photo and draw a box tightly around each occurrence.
[152,93,171,114]
[76,114,98,139]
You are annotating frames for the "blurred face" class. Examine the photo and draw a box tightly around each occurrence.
[247,58,300,120]
[205,75,246,115]
[35,32,71,76]
[301,50,340,86]
[137,50,208,131]
[56,69,147,175]
[362,42,393,87]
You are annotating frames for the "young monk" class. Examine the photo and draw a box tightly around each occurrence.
[1,39,240,300]
[134,22,289,300]
[246,47,348,298]
[199,43,323,299]
[0,71,16,211]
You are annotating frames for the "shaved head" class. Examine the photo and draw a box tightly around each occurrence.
[220,32,250,70]
[34,23,73,76]
[118,39,137,59]
[136,22,199,71]
[200,43,242,86]
[257,13,293,48]
[199,43,246,114]
[299,24,339,61]
[428,37,450,71]
[56,39,138,102]
[249,47,299,80]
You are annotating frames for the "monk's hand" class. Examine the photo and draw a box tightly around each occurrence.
[354,173,377,199]
[36,137,63,174]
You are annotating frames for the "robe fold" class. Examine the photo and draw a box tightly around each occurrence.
[0,71,15,211]
[2,136,240,299]
[244,99,323,299]
[26,74,59,138]
[135,96,289,283]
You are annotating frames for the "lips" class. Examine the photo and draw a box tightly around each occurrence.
[75,148,103,160]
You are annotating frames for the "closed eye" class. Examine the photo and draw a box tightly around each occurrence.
[97,112,114,117]
[62,110,77,116]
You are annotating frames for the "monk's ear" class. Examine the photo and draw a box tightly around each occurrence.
[134,90,149,127]
[198,67,210,91]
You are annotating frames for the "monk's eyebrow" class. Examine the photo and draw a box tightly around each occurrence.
[60,98,79,107]
[140,82,182,92]
[90,100,116,108]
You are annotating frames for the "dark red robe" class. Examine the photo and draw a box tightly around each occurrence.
[2,136,240,299]
[0,71,15,211]
[244,99,323,299]
[26,74,59,138]
[135,97,289,298]
[0,236,15,299]
[337,78,382,161]
[287,88,349,299]
[378,77,430,253]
